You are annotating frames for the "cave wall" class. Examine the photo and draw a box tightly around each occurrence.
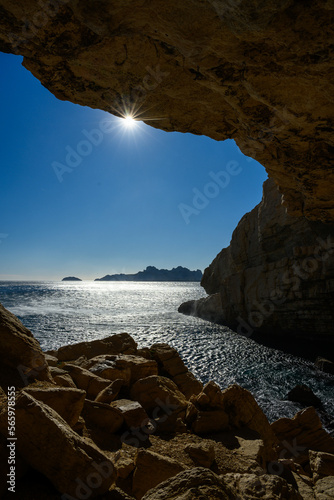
[0,0,333,220]
[200,179,334,340]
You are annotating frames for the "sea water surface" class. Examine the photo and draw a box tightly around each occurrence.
[1,280,333,424]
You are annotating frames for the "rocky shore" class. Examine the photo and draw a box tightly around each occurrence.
[1,302,334,499]
[179,179,334,355]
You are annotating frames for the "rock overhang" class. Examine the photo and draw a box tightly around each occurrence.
[0,0,333,220]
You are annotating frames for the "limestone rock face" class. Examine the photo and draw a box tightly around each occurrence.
[0,302,51,384]
[191,179,334,340]
[271,407,334,457]
[23,386,86,427]
[141,467,231,500]
[133,449,186,499]
[0,1,333,220]
[0,392,116,498]
[56,333,137,361]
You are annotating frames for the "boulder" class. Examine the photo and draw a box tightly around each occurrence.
[315,358,334,375]
[63,363,111,398]
[172,371,203,400]
[130,376,188,413]
[23,387,85,427]
[0,302,51,384]
[220,385,277,451]
[84,354,158,384]
[0,392,115,498]
[56,333,137,361]
[141,467,231,500]
[271,407,334,458]
[309,450,334,482]
[192,410,229,435]
[82,399,124,433]
[110,400,149,429]
[133,449,186,499]
[185,442,215,468]
[129,375,188,432]
[113,450,136,480]
[95,379,124,403]
[192,381,225,409]
[150,343,202,398]
[44,354,59,367]
[314,476,334,500]
[286,385,322,408]
[223,472,303,499]
[52,373,77,388]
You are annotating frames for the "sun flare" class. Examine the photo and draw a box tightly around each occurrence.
[122,115,138,129]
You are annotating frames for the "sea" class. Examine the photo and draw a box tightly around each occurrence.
[1,280,333,425]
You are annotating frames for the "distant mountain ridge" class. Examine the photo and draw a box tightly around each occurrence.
[95,266,202,282]
[62,276,82,281]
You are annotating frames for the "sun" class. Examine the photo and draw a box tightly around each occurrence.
[122,115,138,129]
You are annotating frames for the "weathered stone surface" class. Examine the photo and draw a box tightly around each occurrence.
[221,385,276,449]
[44,353,58,367]
[133,449,186,499]
[82,399,124,433]
[63,363,111,398]
[223,472,303,499]
[130,375,188,414]
[192,410,229,435]
[56,333,137,361]
[315,357,334,375]
[130,375,188,433]
[185,442,215,468]
[142,467,231,500]
[23,387,85,427]
[150,343,202,398]
[1,1,333,222]
[110,399,149,429]
[0,392,115,498]
[95,379,124,403]
[178,293,226,325]
[0,302,51,383]
[186,179,334,341]
[314,476,334,500]
[52,372,77,388]
[309,450,334,482]
[84,354,158,384]
[271,407,334,458]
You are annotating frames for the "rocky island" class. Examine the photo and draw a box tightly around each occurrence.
[62,277,82,282]
[95,266,202,282]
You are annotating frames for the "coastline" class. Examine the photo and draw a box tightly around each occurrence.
[1,302,334,499]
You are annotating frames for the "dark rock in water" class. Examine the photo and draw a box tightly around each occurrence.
[286,384,322,409]
[178,293,225,324]
[315,357,334,375]
[96,266,202,282]
[62,277,82,281]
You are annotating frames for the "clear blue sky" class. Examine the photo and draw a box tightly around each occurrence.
[0,52,267,280]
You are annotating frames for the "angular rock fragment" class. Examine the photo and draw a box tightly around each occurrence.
[63,363,111,398]
[23,386,86,427]
[0,302,51,383]
[57,333,137,361]
[0,392,116,498]
[133,449,186,499]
